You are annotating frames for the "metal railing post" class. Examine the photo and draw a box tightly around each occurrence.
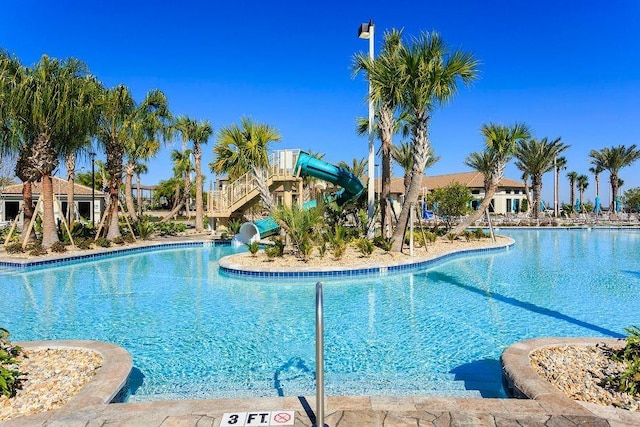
[315,281,325,427]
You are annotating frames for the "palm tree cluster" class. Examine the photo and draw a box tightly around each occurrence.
[0,51,216,247]
[353,29,479,251]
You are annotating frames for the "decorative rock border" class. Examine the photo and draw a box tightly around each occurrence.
[219,238,515,278]
[8,340,132,425]
[501,337,640,425]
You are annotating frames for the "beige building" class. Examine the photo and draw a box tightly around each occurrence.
[379,172,527,215]
[1,177,106,227]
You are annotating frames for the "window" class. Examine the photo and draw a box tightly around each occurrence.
[5,201,19,221]
[78,202,91,220]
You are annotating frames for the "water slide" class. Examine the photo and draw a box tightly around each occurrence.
[236,151,365,244]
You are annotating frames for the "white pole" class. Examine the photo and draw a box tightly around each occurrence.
[366,23,375,238]
[553,156,558,217]
[315,282,325,427]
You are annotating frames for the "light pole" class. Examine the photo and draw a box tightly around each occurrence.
[90,151,96,226]
[358,19,375,237]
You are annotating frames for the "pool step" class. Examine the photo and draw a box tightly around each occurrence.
[128,371,483,402]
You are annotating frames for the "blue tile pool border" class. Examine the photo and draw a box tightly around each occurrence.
[219,239,515,279]
[0,239,231,270]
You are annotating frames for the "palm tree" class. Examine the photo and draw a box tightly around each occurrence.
[576,174,589,212]
[589,164,604,210]
[452,123,530,234]
[162,149,194,222]
[566,171,578,211]
[171,116,197,219]
[554,156,567,217]
[5,55,100,246]
[521,171,532,214]
[589,145,640,212]
[513,137,568,219]
[134,162,147,216]
[338,157,368,179]
[390,31,479,251]
[96,85,171,239]
[124,134,161,222]
[210,116,281,181]
[353,29,405,238]
[391,141,439,197]
[191,120,213,232]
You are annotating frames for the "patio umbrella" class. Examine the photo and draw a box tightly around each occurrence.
[594,196,601,212]
[574,198,581,212]
[539,200,545,212]
[616,196,622,212]
[511,198,517,212]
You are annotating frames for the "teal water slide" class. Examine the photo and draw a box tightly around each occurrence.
[236,151,365,244]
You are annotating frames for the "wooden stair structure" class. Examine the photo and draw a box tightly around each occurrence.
[207,150,303,219]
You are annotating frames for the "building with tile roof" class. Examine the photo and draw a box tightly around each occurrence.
[0,176,106,227]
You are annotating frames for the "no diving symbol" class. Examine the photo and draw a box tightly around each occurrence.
[273,412,290,423]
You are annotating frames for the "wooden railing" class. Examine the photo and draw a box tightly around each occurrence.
[208,150,301,216]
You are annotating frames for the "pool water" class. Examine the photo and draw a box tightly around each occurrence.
[0,229,638,401]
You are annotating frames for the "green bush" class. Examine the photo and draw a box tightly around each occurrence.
[136,217,155,240]
[474,228,487,240]
[446,232,457,242]
[5,243,24,254]
[246,241,260,257]
[75,238,93,250]
[28,243,47,256]
[50,241,67,253]
[0,328,25,398]
[317,241,327,258]
[355,237,375,257]
[332,240,346,260]
[111,236,126,245]
[265,239,284,259]
[227,219,243,234]
[605,326,640,395]
[94,237,111,248]
[373,236,393,252]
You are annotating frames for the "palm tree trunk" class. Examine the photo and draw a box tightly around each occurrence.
[611,175,619,212]
[391,112,430,252]
[41,173,60,247]
[161,179,191,223]
[136,174,142,216]
[124,162,138,222]
[451,184,498,235]
[532,175,542,219]
[524,179,532,214]
[106,185,121,239]
[66,153,76,226]
[194,147,204,232]
[21,182,37,241]
[379,108,394,239]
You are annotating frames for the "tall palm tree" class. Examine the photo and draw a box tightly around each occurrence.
[96,85,171,239]
[588,164,604,209]
[162,149,194,222]
[566,171,578,211]
[124,134,160,222]
[134,162,147,216]
[191,120,213,232]
[452,123,530,234]
[172,116,197,218]
[576,174,589,212]
[554,156,567,217]
[210,116,281,181]
[589,145,640,212]
[391,141,439,197]
[353,29,405,238]
[6,55,100,246]
[391,31,479,251]
[513,137,568,219]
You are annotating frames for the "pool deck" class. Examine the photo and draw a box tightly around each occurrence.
[3,233,640,426]
[5,339,639,427]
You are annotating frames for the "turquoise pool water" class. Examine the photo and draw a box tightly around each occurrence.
[0,229,638,401]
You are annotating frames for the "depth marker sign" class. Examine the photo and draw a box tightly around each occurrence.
[220,411,295,426]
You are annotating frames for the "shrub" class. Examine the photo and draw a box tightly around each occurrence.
[0,328,24,398]
[123,234,136,244]
[298,238,314,262]
[75,238,93,250]
[446,232,457,242]
[265,238,284,258]
[136,217,155,240]
[332,240,346,260]
[474,228,487,240]
[28,243,47,256]
[112,236,126,245]
[317,241,327,258]
[50,241,67,253]
[246,241,260,257]
[227,219,243,235]
[374,236,393,252]
[463,230,474,242]
[355,237,375,257]
[94,237,111,248]
[604,325,640,395]
[5,243,24,254]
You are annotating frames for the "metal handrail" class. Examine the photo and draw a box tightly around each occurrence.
[315,281,325,427]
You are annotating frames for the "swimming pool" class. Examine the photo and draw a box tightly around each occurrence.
[0,229,638,401]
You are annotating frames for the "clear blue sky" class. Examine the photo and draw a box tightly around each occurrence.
[2,0,639,204]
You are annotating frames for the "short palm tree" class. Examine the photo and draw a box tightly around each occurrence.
[576,174,589,212]
[589,145,640,212]
[588,164,604,209]
[513,137,568,219]
[210,116,281,181]
[338,157,368,179]
[391,31,479,251]
[452,122,530,234]
[353,29,405,238]
[566,171,578,211]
